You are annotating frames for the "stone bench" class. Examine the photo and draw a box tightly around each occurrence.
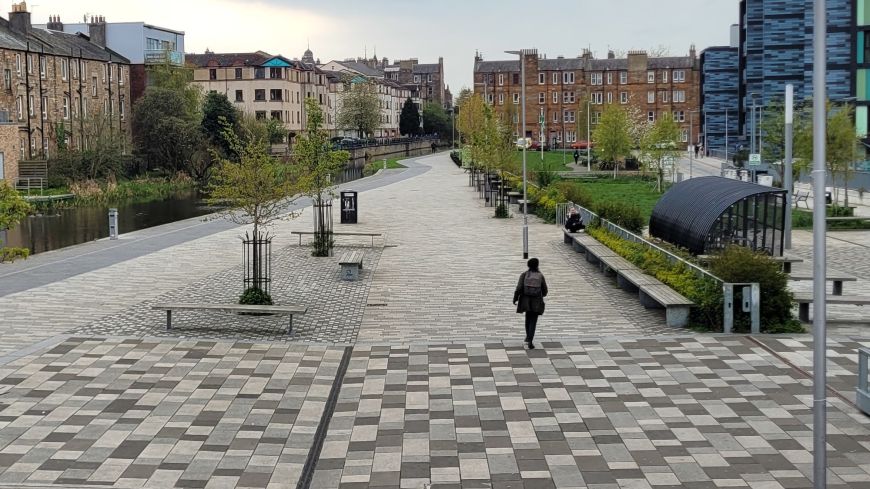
[789,273,857,296]
[638,284,694,328]
[151,303,307,334]
[792,293,870,322]
[339,250,365,281]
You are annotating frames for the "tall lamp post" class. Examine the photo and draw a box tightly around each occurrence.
[507,50,529,259]
[587,99,592,172]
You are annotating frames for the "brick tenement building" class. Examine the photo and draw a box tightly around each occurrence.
[0,2,131,184]
[473,48,701,148]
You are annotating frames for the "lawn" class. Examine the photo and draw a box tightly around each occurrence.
[512,150,574,172]
[561,176,664,221]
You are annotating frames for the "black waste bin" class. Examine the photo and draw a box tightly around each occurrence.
[340,190,358,224]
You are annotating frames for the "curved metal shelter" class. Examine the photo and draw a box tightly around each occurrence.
[649,176,788,256]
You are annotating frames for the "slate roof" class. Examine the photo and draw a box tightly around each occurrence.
[0,20,129,63]
[185,51,272,68]
[336,61,384,77]
[475,55,695,73]
[412,63,439,74]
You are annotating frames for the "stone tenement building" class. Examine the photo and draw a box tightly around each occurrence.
[321,55,448,109]
[473,48,701,148]
[0,2,131,184]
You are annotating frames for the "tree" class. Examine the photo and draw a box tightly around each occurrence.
[795,100,858,206]
[202,92,240,158]
[337,80,380,138]
[0,181,32,263]
[640,113,681,192]
[422,102,451,139]
[208,120,299,298]
[593,104,633,178]
[147,59,202,118]
[399,98,420,136]
[132,87,206,178]
[458,94,487,167]
[294,98,351,256]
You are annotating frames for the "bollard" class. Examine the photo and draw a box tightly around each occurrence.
[108,208,119,240]
[383,158,387,170]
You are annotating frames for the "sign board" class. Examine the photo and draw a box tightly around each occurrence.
[749,153,762,166]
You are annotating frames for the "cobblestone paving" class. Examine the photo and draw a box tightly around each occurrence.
[70,245,382,343]
[0,337,346,488]
[312,337,870,489]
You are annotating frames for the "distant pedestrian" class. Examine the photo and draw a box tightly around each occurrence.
[573,150,580,165]
[513,258,548,350]
[431,141,437,153]
[694,144,700,159]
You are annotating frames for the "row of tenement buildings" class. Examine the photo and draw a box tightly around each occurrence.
[0,1,448,184]
[475,0,870,158]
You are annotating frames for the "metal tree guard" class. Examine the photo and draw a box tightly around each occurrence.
[312,193,334,257]
[243,231,272,294]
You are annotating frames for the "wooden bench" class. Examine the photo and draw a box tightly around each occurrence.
[339,251,364,281]
[151,303,307,334]
[789,273,857,296]
[507,191,523,204]
[793,293,870,322]
[599,255,635,276]
[638,285,695,327]
[827,216,870,222]
[584,244,617,265]
[616,268,661,292]
[794,190,810,208]
[571,234,599,254]
[292,231,384,247]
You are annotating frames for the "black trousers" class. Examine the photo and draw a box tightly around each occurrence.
[524,312,540,342]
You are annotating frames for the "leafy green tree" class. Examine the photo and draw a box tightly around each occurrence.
[294,98,351,256]
[458,94,487,168]
[0,181,31,263]
[202,92,240,158]
[758,97,809,188]
[399,98,420,136]
[51,112,128,183]
[640,113,681,192]
[147,59,202,118]
[422,102,451,138]
[795,100,858,206]
[593,104,633,178]
[132,87,206,178]
[337,80,380,138]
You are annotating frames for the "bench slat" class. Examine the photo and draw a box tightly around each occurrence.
[600,255,634,272]
[292,231,382,237]
[792,293,870,305]
[640,285,694,306]
[152,303,307,314]
[618,269,661,287]
[789,274,857,282]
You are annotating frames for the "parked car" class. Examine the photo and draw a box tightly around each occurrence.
[570,140,593,150]
[528,141,548,151]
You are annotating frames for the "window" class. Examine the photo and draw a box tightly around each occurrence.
[235,68,243,80]
[539,93,545,104]
[673,70,686,82]
[427,86,433,96]
[3,69,9,90]
[255,89,266,101]
[103,64,107,83]
[271,110,282,121]
[255,67,265,79]
[80,60,86,78]
[15,54,20,75]
[28,54,33,74]
[61,59,68,80]
[563,72,574,84]
[553,72,559,84]
[43,139,48,159]
[620,92,628,104]
[662,70,668,83]
[620,71,627,84]
[92,77,98,96]
[119,66,124,85]
[590,72,603,85]
[120,96,125,120]
[235,90,244,102]
[255,111,267,120]
[673,90,686,103]
[592,112,601,124]
[41,96,47,119]
[39,57,46,78]
[109,98,114,116]
[19,138,25,158]
[28,95,34,117]
[553,111,559,123]
[512,73,519,85]
[269,68,282,79]
[498,74,504,86]
[427,74,432,83]
[604,72,611,85]
[674,110,685,122]
[486,93,493,104]
[567,131,576,143]
[660,91,669,103]
[82,97,87,116]
[108,64,113,82]
[647,71,655,83]
[270,89,283,101]
[563,92,575,103]
[647,91,655,103]
[680,128,689,142]
[209,69,217,80]
[498,93,504,105]
[538,73,545,84]
[103,99,108,115]
[607,92,613,104]
[648,111,655,122]
[63,96,70,119]
[591,92,603,104]
[16,96,22,120]
[564,110,575,123]
[553,91,558,104]
[513,93,519,104]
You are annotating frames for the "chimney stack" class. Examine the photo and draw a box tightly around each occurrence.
[88,15,107,48]
[607,50,615,59]
[46,14,63,31]
[8,1,31,35]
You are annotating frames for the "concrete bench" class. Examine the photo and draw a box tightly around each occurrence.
[792,293,870,322]
[789,273,857,296]
[339,250,364,281]
[292,231,384,247]
[507,191,523,204]
[638,284,695,328]
[151,303,307,334]
[563,226,586,244]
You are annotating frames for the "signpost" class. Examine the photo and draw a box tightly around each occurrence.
[539,109,545,161]
[748,153,762,166]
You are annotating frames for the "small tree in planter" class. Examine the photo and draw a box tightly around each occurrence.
[209,122,299,304]
[0,182,31,263]
[294,98,350,257]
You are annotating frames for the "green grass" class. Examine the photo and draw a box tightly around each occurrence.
[363,158,406,176]
[792,207,870,230]
[512,150,573,172]
[564,176,664,221]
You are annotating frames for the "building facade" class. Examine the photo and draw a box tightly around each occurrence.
[473,48,701,148]
[35,17,185,104]
[700,46,739,157]
[0,2,131,184]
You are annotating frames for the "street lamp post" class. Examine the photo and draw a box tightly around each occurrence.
[507,50,529,259]
[784,84,794,249]
[587,99,591,172]
[725,108,729,163]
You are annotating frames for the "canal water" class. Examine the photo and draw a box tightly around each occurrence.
[2,166,367,255]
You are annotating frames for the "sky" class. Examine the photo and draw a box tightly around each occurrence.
[25,0,738,92]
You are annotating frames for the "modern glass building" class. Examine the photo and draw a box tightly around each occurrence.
[700,47,740,157]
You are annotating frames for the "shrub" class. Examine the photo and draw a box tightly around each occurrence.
[594,201,645,233]
[0,247,29,263]
[554,181,593,207]
[239,287,273,305]
[494,203,509,218]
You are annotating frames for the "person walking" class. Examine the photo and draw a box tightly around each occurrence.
[513,258,548,350]
[573,149,580,165]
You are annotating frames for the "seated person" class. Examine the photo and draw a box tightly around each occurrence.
[565,209,584,232]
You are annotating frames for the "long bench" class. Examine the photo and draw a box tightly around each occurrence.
[567,233,695,327]
[151,303,307,334]
[339,250,364,281]
[789,273,857,296]
[291,230,384,247]
[792,293,870,322]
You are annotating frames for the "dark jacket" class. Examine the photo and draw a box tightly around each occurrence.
[514,270,548,315]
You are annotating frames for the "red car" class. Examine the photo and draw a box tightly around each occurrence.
[570,141,593,150]
[528,141,548,151]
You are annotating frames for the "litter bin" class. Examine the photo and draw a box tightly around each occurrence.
[340,190,358,224]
